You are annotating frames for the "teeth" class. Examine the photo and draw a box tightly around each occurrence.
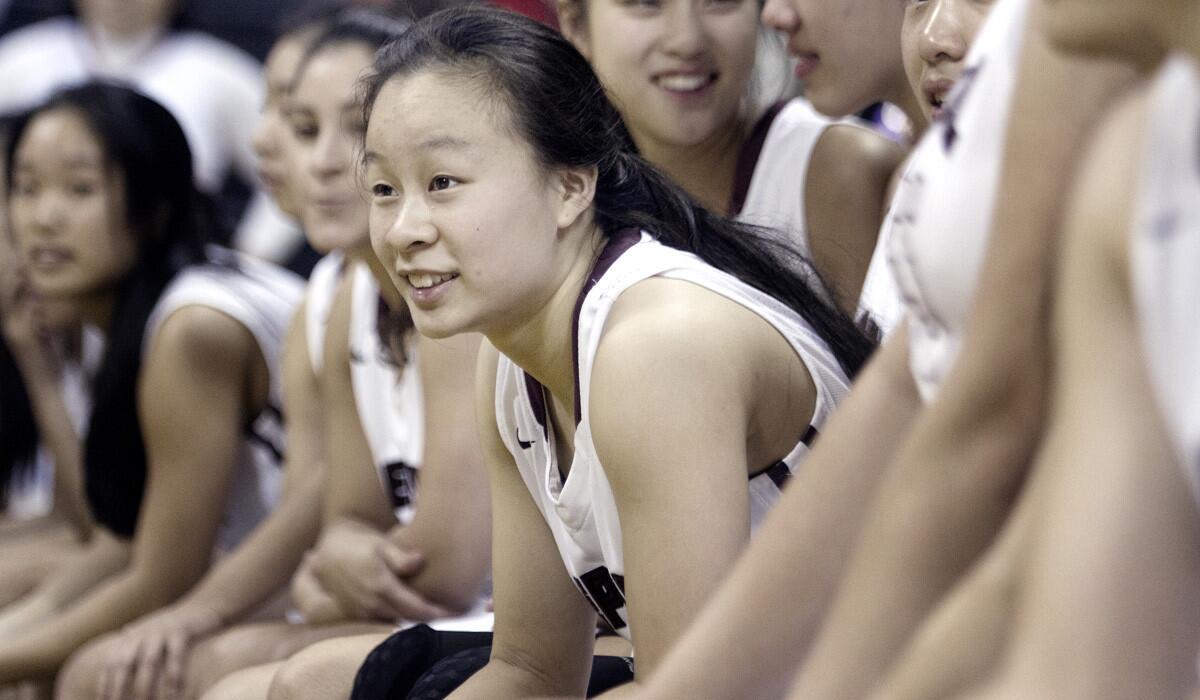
[657,74,710,92]
[407,273,456,289]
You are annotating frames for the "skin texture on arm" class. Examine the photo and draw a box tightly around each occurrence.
[627,325,920,700]
[379,330,490,612]
[0,304,262,683]
[786,20,1138,699]
[587,277,819,684]
[308,269,489,621]
[447,342,598,699]
[803,124,906,310]
[968,85,1200,700]
[89,299,327,700]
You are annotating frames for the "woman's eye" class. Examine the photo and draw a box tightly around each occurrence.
[69,182,97,197]
[429,175,457,192]
[290,121,318,140]
[372,183,397,197]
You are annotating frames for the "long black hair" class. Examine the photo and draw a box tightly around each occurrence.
[361,7,875,376]
[4,83,216,537]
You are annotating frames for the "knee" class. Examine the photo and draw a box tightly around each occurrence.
[55,634,119,700]
[185,627,272,698]
[266,640,353,700]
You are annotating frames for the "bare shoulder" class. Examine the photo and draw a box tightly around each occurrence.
[809,123,906,190]
[144,303,258,378]
[595,278,812,410]
[1064,83,1153,275]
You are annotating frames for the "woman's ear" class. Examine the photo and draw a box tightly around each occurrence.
[556,0,591,59]
[555,165,598,230]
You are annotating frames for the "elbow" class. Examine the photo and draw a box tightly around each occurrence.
[416,566,490,615]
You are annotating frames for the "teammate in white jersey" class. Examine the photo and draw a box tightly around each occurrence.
[896,3,1200,698]
[62,13,490,700]
[555,0,903,309]
[0,83,303,694]
[611,0,1135,697]
[0,0,303,265]
[358,8,873,696]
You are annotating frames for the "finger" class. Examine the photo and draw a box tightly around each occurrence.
[376,575,452,623]
[101,646,137,700]
[162,632,189,699]
[132,640,166,700]
[376,541,426,578]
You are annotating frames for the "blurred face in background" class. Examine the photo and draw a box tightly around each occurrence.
[559,0,760,153]
[9,109,137,313]
[253,31,315,220]
[287,41,375,254]
[75,0,178,38]
[760,0,916,120]
[901,0,995,122]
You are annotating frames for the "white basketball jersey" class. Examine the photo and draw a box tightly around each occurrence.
[734,98,833,256]
[1130,55,1200,508]
[304,251,346,376]
[347,264,424,524]
[865,0,1029,397]
[143,250,303,552]
[494,231,851,639]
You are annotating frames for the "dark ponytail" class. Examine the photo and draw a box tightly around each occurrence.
[5,83,215,537]
[361,6,874,377]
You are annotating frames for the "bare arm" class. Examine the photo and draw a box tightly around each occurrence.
[381,331,490,612]
[804,124,905,310]
[629,325,920,700]
[787,23,1137,700]
[447,342,596,699]
[170,299,325,625]
[976,83,1200,700]
[0,305,260,682]
[95,300,327,700]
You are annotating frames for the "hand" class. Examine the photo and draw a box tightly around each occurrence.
[0,236,47,356]
[290,552,347,625]
[96,603,222,700]
[308,520,451,623]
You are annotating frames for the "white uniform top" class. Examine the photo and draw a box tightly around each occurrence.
[494,230,851,638]
[347,264,424,524]
[734,98,832,256]
[304,251,346,376]
[0,18,300,263]
[1131,55,1200,508]
[143,251,303,552]
[860,0,1030,399]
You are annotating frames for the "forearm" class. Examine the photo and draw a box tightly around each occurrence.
[385,521,488,613]
[35,532,129,611]
[0,561,178,682]
[10,342,91,541]
[179,471,323,625]
[789,376,1042,700]
[639,336,920,700]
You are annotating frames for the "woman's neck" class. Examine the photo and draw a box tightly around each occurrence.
[76,291,116,332]
[487,228,607,409]
[632,120,748,215]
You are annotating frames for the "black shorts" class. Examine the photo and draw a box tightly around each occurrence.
[351,626,635,699]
